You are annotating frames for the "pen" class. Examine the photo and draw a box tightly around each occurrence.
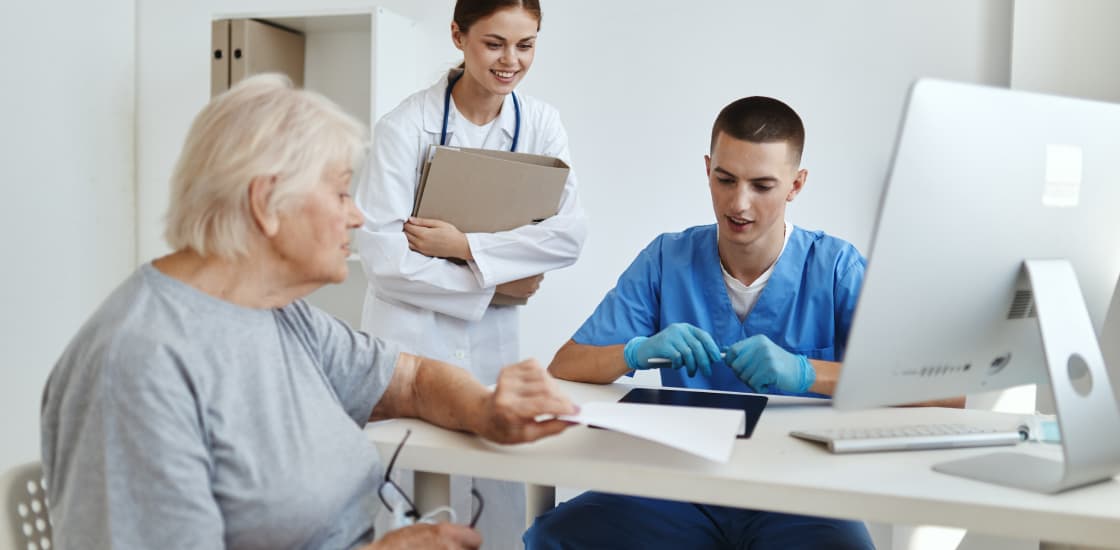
[647,352,727,365]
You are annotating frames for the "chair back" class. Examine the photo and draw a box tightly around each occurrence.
[1,462,52,550]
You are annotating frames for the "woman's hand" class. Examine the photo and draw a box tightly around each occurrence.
[404,217,473,260]
[496,274,544,299]
[477,359,578,444]
[368,522,481,550]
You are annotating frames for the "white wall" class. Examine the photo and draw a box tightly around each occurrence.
[0,0,136,474]
[1011,0,1120,103]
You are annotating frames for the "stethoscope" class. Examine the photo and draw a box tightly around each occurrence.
[440,71,521,152]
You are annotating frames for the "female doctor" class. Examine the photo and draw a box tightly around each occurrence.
[355,0,585,385]
[354,1,586,546]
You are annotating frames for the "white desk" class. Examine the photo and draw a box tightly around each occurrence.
[364,381,1120,548]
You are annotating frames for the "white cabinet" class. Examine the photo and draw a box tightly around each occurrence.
[211,8,418,129]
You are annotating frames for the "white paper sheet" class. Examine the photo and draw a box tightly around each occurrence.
[558,402,746,462]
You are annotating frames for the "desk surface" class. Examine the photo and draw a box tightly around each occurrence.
[364,381,1120,547]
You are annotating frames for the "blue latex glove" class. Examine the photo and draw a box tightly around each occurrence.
[623,323,722,377]
[725,334,815,394]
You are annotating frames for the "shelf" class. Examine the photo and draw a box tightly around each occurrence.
[265,14,372,34]
[211,7,419,126]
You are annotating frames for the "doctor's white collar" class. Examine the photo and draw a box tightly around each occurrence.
[421,69,519,143]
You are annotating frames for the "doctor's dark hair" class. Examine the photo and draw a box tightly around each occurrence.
[710,96,805,164]
[454,0,542,33]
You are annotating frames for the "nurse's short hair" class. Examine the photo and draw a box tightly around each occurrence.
[164,73,366,259]
[710,96,805,165]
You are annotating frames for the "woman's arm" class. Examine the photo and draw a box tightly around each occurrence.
[371,353,577,444]
[366,522,481,549]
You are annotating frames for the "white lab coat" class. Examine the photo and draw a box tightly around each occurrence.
[356,72,586,548]
[355,70,587,384]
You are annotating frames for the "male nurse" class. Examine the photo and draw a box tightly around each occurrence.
[524,96,876,550]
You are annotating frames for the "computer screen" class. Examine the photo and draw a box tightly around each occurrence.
[831,79,1120,492]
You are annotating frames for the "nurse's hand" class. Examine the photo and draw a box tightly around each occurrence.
[623,323,721,377]
[724,334,815,394]
[405,217,473,260]
[477,359,578,444]
[496,274,544,298]
[369,522,481,549]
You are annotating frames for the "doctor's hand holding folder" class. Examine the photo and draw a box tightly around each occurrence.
[408,145,571,305]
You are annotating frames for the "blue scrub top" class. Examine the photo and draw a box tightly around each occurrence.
[572,224,866,395]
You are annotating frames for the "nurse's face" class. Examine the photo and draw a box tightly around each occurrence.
[452,7,538,97]
[706,133,806,251]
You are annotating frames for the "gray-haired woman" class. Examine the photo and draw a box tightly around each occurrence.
[40,73,576,550]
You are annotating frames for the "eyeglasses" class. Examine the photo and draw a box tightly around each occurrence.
[378,429,484,529]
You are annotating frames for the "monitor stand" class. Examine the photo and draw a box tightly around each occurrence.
[933,259,1120,493]
[1102,276,1120,408]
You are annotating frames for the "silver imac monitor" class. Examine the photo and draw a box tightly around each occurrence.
[833,79,1120,493]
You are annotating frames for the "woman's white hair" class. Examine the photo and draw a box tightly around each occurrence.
[164,73,367,259]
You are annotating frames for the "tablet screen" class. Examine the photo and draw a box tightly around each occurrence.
[619,388,768,438]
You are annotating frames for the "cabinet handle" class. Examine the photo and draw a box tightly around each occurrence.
[234,49,242,59]
[213,49,223,60]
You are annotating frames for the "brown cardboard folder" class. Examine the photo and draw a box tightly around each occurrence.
[412,146,570,233]
[412,146,569,306]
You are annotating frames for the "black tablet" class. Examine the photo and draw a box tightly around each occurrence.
[619,388,768,438]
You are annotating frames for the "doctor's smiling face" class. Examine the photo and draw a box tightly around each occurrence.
[706,133,806,253]
[452,5,540,97]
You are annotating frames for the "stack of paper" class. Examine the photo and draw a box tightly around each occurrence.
[559,402,746,462]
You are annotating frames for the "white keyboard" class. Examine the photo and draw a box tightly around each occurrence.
[789,423,1024,454]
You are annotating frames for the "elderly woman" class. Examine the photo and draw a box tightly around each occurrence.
[39,74,576,550]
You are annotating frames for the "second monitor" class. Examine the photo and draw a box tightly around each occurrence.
[832,79,1120,493]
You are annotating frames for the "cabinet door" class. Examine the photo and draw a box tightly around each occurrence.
[211,20,230,97]
[230,19,305,87]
